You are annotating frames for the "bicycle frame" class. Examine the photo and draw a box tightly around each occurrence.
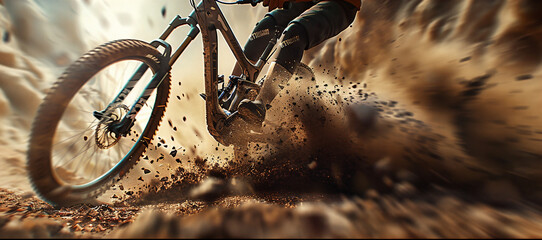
[100,0,276,146]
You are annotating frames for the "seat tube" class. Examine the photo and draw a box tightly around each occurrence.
[196,0,228,142]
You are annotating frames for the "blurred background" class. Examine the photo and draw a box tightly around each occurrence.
[1,0,542,238]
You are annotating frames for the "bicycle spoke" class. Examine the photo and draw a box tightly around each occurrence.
[79,144,100,181]
[54,121,99,146]
[53,128,96,166]
[55,133,96,169]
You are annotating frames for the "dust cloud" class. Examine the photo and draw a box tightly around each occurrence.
[294,0,542,200]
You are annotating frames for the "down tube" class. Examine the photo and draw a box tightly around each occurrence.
[214,7,260,81]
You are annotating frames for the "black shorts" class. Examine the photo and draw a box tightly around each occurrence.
[266,0,358,49]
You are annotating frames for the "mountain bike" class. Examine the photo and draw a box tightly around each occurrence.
[27,0,314,207]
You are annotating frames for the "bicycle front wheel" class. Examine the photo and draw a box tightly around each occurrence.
[27,39,171,207]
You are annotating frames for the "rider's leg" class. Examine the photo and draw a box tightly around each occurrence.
[238,22,308,125]
[256,23,308,104]
[231,2,314,77]
[238,0,359,126]
[230,16,278,76]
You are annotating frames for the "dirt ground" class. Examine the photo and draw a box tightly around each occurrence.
[2,183,542,238]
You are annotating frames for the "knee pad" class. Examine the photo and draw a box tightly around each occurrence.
[275,23,309,73]
[250,16,277,41]
[280,23,309,49]
[244,16,279,62]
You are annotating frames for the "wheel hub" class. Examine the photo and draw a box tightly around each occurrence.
[95,104,129,149]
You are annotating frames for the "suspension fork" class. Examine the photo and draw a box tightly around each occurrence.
[96,11,201,136]
[103,40,172,137]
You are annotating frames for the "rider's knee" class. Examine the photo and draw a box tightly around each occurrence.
[249,16,277,42]
[274,23,309,73]
[280,23,309,51]
[254,15,277,32]
[279,23,309,53]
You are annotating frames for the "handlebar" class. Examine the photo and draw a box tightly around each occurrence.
[235,0,263,6]
[232,0,296,9]
[217,0,295,10]
[216,0,263,6]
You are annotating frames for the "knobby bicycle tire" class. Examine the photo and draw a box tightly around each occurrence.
[27,39,171,207]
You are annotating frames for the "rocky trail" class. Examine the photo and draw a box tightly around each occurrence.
[2,181,542,238]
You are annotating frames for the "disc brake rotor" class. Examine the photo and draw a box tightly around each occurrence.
[95,104,130,149]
